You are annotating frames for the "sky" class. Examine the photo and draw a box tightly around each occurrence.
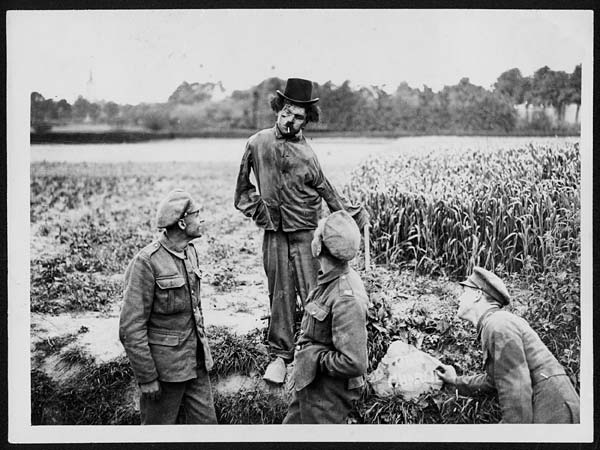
[7,9,593,105]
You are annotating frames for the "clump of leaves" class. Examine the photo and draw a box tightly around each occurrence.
[208,326,270,378]
[521,249,581,390]
[350,382,500,424]
[206,237,234,262]
[31,354,139,425]
[31,369,57,424]
[32,332,79,360]
[214,387,287,424]
[436,393,502,424]
[209,266,240,292]
[30,270,120,314]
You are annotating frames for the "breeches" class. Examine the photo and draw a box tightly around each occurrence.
[263,229,320,360]
[139,366,217,424]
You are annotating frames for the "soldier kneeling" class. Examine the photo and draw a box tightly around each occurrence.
[283,210,369,424]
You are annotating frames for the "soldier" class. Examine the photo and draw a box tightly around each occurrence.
[283,210,369,424]
[436,266,580,423]
[234,78,369,384]
[119,189,217,424]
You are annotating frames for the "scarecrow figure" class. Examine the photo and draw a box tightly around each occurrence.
[234,78,369,383]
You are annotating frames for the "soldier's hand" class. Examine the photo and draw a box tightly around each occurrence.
[435,364,457,385]
[140,380,162,401]
[354,208,370,231]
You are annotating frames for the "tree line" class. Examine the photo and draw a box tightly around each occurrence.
[31,65,581,135]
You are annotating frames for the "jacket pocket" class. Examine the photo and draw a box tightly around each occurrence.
[147,329,179,346]
[154,275,187,315]
[252,199,273,229]
[305,301,330,321]
[304,301,331,342]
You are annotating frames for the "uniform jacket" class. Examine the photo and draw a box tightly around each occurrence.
[234,126,365,232]
[293,263,369,392]
[455,308,578,423]
[119,233,212,384]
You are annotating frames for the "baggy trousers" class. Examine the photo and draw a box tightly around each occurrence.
[263,229,320,361]
[140,366,217,424]
[283,373,361,424]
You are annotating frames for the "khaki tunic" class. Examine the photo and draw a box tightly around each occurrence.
[119,233,212,384]
[284,263,369,424]
[455,308,580,423]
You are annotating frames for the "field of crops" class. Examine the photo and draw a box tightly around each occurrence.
[347,143,580,277]
[29,139,581,425]
[346,142,581,391]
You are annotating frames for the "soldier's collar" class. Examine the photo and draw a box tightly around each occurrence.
[273,125,303,142]
[158,232,187,259]
[317,262,350,285]
[476,306,500,339]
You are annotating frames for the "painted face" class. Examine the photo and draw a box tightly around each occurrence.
[181,209,204,238]
[276,103,307,136]
[457,286,481,320]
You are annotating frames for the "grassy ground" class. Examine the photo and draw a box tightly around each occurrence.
[29,145,580,424]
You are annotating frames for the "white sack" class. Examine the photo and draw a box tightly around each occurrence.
[367,340,444,400]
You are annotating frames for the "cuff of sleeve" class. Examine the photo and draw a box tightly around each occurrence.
[136,371,159,385]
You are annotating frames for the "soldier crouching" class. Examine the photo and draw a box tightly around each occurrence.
[436,266,580,423]
[283,210,369,424]
[119,189,217,424]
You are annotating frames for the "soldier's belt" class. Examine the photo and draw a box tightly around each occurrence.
[530,368,567,385]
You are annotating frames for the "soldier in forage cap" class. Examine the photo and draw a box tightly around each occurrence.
[283,210,369,424]
[234,78,370,384]
[119,189,217,424]
[435,266,580,423]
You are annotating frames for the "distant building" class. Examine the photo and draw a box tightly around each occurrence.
[514,103,580,126]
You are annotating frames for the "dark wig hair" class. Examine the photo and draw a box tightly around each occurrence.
[269,94,321,124]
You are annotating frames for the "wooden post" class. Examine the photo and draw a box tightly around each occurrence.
[364,224,370,272]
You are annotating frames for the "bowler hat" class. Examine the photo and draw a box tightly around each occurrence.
[276,78,319,105]
[460,266,510,306]
[155,189,200,229]
[311,210,360,261]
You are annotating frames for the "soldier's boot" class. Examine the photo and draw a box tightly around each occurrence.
[263,357,287,384]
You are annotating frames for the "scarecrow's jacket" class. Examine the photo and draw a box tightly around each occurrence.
[234,126,366,232]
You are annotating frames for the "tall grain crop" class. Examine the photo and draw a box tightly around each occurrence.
[346,143,580,278]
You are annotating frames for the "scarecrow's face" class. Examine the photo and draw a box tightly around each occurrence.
[276,103,307,136]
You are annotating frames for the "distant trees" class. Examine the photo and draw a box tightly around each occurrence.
[168,81,226,104]
[494,64,582,125]
[30,92,74,132]
[31,64,582,135]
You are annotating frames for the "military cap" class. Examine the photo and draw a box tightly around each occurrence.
[155,189,200,228]
[460,266,510,306]
[311,210,361,261]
